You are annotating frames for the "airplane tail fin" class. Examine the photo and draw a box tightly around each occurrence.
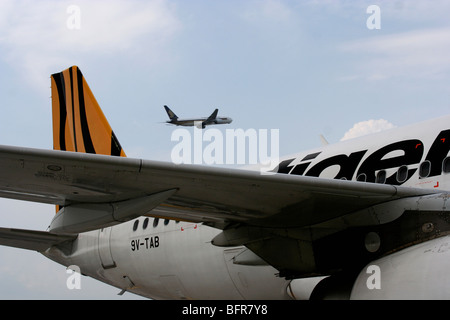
[51,66,126,157]
[206,109,218,122]
[51,66,126,213]
[164,105,178,121]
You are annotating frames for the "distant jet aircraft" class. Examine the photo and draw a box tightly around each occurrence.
[164,105,232,128]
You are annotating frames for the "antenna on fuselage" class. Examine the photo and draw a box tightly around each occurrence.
[319,134,329,146]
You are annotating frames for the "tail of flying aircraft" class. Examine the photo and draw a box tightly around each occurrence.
[164,105,178,121]
[51,66,126,157]
[206,109,218,122]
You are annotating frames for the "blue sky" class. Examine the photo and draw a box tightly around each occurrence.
[0,0,450,299]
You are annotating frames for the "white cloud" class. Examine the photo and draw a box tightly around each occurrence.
[259,0,292,22]
[340,27,450,81]
[242,0,293,24]
[61,1,180,52]
[0,0,181,92]
[341,119,395,141]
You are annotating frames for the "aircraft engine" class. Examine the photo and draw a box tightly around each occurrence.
[287,235,450,299]
[350,235,450,299]
[287,274,356,300]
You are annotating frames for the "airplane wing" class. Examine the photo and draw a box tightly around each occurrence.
[0,144,427,217]
[0,144,442,276]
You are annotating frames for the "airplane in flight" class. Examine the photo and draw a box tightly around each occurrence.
[164,105,232,128]
[0,66,450,299]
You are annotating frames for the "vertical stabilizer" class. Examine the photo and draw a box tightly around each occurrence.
[164,105,178,121]
[51,66,126,157]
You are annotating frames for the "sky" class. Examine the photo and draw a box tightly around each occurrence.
[0,0,450,299]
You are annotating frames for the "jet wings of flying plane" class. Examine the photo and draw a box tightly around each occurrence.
[0,66,450,299]
[164,105,232,128]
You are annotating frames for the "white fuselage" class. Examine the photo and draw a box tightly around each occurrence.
[45,219,290,299]
[44,114,450,299]
[170,117,233,127]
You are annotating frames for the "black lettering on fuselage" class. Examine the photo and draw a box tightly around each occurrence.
[305,150,367,180]
[425,129,450,177]
[276,130,450,186]
[131,236,160,251]
[276,158,296,174]
[357,140,423,184]
[277,152,322,175]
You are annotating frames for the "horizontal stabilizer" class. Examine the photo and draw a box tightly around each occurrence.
[0,227,76,252]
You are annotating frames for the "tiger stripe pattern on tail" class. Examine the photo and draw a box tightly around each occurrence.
[51,66,126,157]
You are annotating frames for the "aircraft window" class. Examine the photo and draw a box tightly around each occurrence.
[419,161,431,178]
[376,170,386,184]
[397,165,408,183]
[443,157,450,173]
[153,218,159,228]
[133,219,139,231]
[143,217,149,229]
[164,219,170,226]
[356,173,367,182]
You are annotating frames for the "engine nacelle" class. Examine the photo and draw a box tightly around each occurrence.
[288,274,358,300]
[288,236,450,299]
[287,277,326,300]
[351,235,450,299]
